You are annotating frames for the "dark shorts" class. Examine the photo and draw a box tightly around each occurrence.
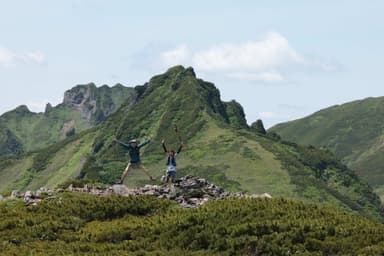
[166,171,176,179]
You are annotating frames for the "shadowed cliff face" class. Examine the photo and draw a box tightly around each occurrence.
[63,83,136,125]
[64,83,98,121]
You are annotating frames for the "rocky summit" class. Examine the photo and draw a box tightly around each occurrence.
[8,176,272,208]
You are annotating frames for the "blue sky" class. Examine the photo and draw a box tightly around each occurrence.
[0,0,383,127]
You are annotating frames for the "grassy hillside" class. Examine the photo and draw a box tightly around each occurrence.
[0,66,382,221]
[1,193,384,255]
[0,130,96,193]
[0,84,134,156]
[269,97,384,201]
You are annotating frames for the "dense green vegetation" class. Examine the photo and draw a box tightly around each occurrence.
[269,96,384,201]
[0,66,382,221]
[255,135,382,221]
[1,193,384,255]
[0,83,133,156]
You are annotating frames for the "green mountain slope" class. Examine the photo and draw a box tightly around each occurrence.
[0,66,382,220]
[0,83,134,156]
[269,97,384,200]
[1,194,384,255]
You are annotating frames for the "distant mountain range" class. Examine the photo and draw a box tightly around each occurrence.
[0,83,134,156]
[0,66,382,221]
[269,97,384,201]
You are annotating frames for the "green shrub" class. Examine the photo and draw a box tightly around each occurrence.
[1,195,384,255]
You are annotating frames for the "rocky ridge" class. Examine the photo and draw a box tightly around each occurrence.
[6,176,272,208]
[63,83,99,121]
[63,83,135,125]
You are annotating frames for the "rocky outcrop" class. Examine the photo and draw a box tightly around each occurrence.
[44,103,53,114]
[251,119,267,134]
[63,83,98,122]
[8,176,272,208]
[63,83,135,125]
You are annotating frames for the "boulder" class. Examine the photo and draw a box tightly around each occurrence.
[11,190,20,198]
[67,184,74,191]
[111,184,129,195]
[9,175,272,209]
[24,190,35,199]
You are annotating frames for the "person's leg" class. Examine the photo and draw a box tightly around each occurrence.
[170,171,176,183]
[167,171,176,183]
[165,172,170,183]
[119,162,132,184]
[139,164,154,180]
[161,174,166,183]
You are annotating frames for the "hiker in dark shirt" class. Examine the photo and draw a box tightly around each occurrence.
[161,139,182,183]
[114,137,154,184]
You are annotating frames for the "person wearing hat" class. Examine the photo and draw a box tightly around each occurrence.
[114,137,154,184]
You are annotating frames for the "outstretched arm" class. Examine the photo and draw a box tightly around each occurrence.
[161,139,167,153]
[138,138,151,148]
[176,143,183,155]
[114,139,130,148]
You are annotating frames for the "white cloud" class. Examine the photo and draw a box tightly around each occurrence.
[258,111,276,119]
[192,32,305,72]
[0,47,45,67]
[156,32,336,82]
[160,45,192,67]
[228,71,285,82]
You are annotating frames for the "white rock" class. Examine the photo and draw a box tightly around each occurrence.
[144,190,160,196]
[11,190,20,198]
[142,185,153,191]
[39,187,48,192]
[111,184,129,195]
[197,178,207,184]
[260,193,272,198]
[24,191,34,198]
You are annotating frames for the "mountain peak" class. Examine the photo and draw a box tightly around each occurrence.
[63,83,97,106]
[184,66,196,77]
[163,64,193,72]
[62,83,134,125]
[15,105,30,111]
[14,105,31,114]
[165,65,186,73]
[44,103,53,114]
[141,66,247,130]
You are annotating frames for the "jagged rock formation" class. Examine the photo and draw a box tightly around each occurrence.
[251,119,267,134]
[44,103,53,113]
[63,83,136,125]
[0,83,134,156]
[7,176,272,208]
